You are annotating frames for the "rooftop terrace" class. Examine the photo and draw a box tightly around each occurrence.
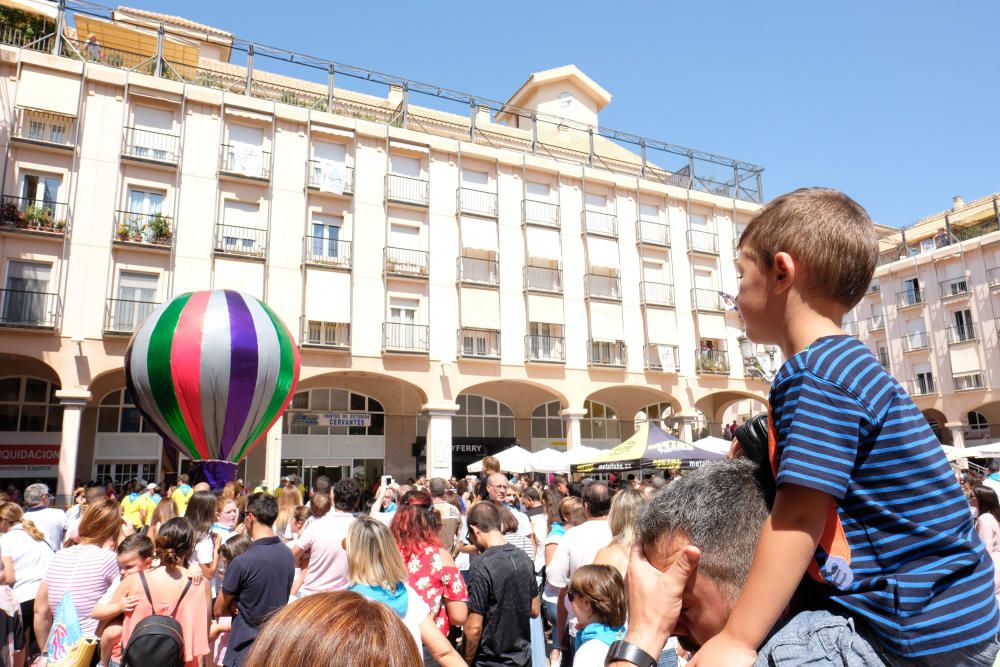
[0,0,764,204]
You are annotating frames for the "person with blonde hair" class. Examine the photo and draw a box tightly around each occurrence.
[146,497,177,545]
[594,487,648,577]
[244,591,421,667]
[273,485,302,542]
[0,501,51,660]
[35,499,122,644]
[345,516,465,667]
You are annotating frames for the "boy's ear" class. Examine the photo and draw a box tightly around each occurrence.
[772,252,796,294]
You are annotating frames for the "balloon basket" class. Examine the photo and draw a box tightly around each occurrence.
[189,460,238,491]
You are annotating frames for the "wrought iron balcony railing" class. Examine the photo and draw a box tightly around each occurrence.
[640,281,675,306]
[907,377,936,397]
[458,328,501,359]
[522,200,559,227]
[219,144,271,180]
[643,344,680,372]
[458,256,499,285]
[897,288,923,308]
[304,237,352,269]
[115,211,173,248]
[636,220,670,246]
[0,289,59,328]
[585,274,621,300]
[686,229,719,254]
[12,108,75,148]
[304,320,351,349]
[122,127,180,164]
[386,174,429,206]
[214,224,267,258]
[307,161,354,194]
[0,195,68,235]
[104,298,159,334]
[383,322,429,353]
[385,247,429,277]
[946,324,978,344]
[902,331,930,351]
[525,335,565,362]
[953,371,986,392]
[691,288,723,311]
[582,210,617,237]
[457,188,498,217]
[696,349,730,375]
[868,314,885,332]
[588,340,626,367]
[524,265,562,292]
[939,276,970,299]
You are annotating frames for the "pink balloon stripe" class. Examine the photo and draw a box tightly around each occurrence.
[170,290,212,460]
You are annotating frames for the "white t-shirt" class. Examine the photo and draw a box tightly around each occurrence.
[0,527,52,602]
[574,638,612,666]
[546,519,612,635]
[190,534,216,595]
[400,584,431,651]
[24,507,65,551]
[530,513,548,571]
[541,529,566,603]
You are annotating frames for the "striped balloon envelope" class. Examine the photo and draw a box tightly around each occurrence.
[125,290,300,464]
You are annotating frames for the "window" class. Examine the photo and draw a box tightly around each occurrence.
[915,370,934,395]
[282,389,384,436]
[453,394,514,439]
[20,173,60,206]
[0,377,62,432]
[903,278,920,302]
[126,188,164,215]
[221,201,260,253]
[639,401,677,429]
[461,169,489,189]
[581,399,620,440]
[131,106,174,160]
[953,309,974,340]
[98,389,157,433]
[532,400,565,439]
[558,91,574,110]
[390,155,421,178]
[225,124,265,176]
[311,215,342,259]
[94,463,157,487]
[461,329,493,357]
[968,410,989,437]
[3,261,52,325]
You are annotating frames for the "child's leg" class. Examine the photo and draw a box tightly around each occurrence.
[98,620,122,666]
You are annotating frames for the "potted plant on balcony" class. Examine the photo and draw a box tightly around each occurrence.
[116,222,130,241]
[25,204,53,230]
[148,213,172,244]
[131,221,146,243]
[0,200,22,228]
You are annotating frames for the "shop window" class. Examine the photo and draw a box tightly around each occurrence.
[454,394,515,439]
[0,377,62,432]
[98,388,156,433]
[94,462,157,487]
[532,400,565,439]
[283,389,385,436]
[581,399,620,440]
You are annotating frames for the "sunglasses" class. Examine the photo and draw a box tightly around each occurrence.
[567,591,576,602]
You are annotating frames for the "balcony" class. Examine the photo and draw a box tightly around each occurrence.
[219,145,271,181]
[582,210,617,237]
[868,314,885,332]
[458,256,499,286]
[307,161,354,195]
[636,220,670,246]
[902,331,930,352]
[907,378,936,397]
[0,195,68,236]
[385,247,429,278]
[939,276,970,300]
[458,328,501,360]
[114,211,173,250]
[868,282,881,294]
[214,224,267,258]
[843,320,861,336]
[876,349,890,369]
[687,229,719,255]
[585,274,621,300]
[946,324,979,345]
[304,237,352,269]
[588,340,626,368]
[988,267,1000,289]
[896,288,923,309]
[524,265,562,293]
[303,320,351,350]
[522,200,559,228]
[104,298,159,335]
[386,174,429,207]
[383,322,429,354]
[953,371,986,392]
[696,349,730,375]
[122,127,180,165]
[644,344,680,372]
[691,288,723,312]
[640,281,675,307]
[457,188,498,217]
[0,289,59,329]
[11,108,76,150]
[525,335,565,363]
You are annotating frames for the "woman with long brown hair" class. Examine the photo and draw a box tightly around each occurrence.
[244,591,421,667]
[973,485,1000,605]
[146,497,178,545]
[0,502,51,661]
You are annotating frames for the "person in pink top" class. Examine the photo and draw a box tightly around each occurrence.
[291,478,360,595]
[973,485,1000,605]
[116,517,209,667]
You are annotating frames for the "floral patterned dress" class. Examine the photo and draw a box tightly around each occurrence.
[405,544,469,634]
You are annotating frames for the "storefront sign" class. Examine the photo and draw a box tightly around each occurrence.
[291,412,372,427]
[452,443,487,456]
[0,445,60,478]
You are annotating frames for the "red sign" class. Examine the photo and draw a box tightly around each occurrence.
[0,445,60,466]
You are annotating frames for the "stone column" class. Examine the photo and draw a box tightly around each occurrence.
[264,422,283,490]
[946,421,967,470]
[55,389,91,505]
[423,403,459,479]
[560,408,587,451]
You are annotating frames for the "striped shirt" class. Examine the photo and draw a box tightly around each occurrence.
[770,335,998,657]
[43,544,118,637]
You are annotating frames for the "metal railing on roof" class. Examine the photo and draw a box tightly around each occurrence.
[45,0,765,204]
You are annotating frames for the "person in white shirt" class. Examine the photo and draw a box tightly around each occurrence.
[0,501,54,659]
[22,483,64,551]
[546,481,612,663]
[485,473,533,539]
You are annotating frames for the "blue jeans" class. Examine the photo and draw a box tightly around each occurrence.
[755,610,884,666]
[542,600,559,651]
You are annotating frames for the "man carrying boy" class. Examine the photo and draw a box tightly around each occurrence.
[635,189,998,666]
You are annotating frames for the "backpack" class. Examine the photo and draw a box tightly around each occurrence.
[121,571,193,667]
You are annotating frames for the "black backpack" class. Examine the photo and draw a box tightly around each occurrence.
[121,571,193,667]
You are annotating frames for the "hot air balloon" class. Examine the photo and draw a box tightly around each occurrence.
[125,290,300,488]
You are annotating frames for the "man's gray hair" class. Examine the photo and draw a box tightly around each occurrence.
[23,483,49,507]
[636,459,769,603]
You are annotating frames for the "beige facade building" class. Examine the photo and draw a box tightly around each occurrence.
[0,2,773,500]
[848,193,1000,455]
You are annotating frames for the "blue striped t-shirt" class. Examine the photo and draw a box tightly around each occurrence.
[770,335,998,657]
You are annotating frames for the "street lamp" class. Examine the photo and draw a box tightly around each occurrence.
[738,334,776,383]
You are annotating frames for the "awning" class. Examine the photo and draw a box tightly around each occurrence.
[572,422,724,473]
[73,15,200,69]
[0,0,56,20]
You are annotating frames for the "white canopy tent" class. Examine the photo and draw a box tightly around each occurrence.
[528,448,569,473]
[943,441,1000,462]
[692,436,733,456]
[566,445,604,465]
[466,445,534,474]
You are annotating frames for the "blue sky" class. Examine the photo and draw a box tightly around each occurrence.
[127,0,999,227]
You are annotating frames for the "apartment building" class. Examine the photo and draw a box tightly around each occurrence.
[848,193,1000,453]
[0,2,773,499]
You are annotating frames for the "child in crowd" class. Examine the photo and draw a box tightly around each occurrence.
[92,534,155,667]
[692,188,999,666]
[210,534,253,667]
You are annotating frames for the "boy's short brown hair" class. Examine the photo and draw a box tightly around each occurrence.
[738,188,877,308]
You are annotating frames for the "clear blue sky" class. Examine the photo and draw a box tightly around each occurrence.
[128,0,999,227]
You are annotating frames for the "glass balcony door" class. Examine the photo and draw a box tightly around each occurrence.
[2,261,51,324]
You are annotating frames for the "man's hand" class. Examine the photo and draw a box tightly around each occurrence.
[687,629,757,667]
[616,541,700,660]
